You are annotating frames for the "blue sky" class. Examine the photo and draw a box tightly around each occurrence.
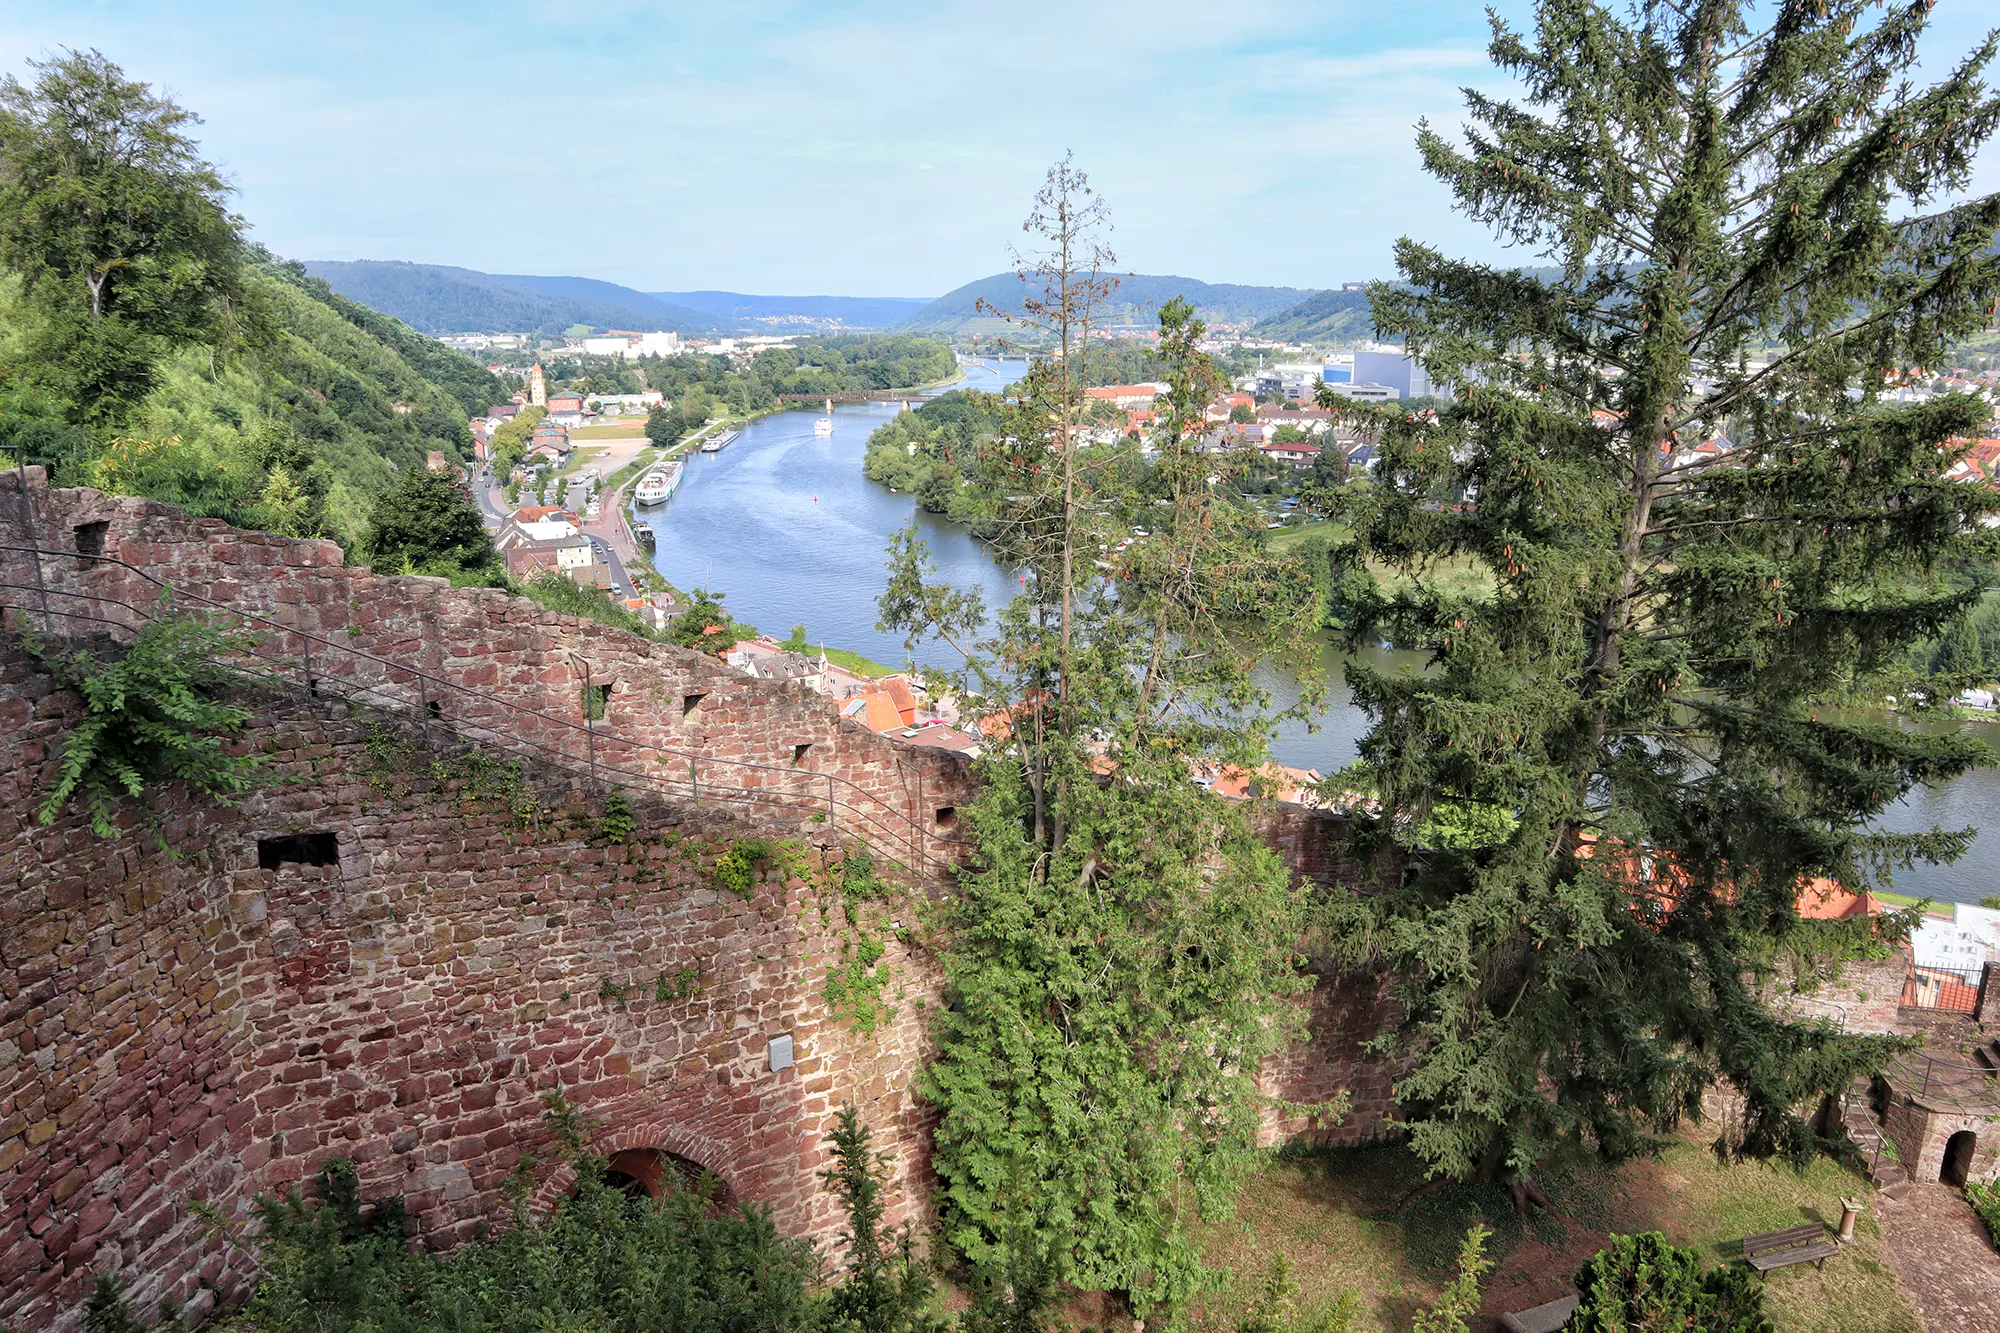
[4,2,1997,296]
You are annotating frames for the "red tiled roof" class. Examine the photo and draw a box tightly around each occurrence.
[881,676,918,726]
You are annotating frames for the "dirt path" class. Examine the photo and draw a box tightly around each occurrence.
[1875,1183,2000,1333]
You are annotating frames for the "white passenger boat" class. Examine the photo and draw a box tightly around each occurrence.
[814,415,834,436]
[634,461,683,506]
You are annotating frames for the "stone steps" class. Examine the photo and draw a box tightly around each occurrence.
[1838,1077,1910,1197]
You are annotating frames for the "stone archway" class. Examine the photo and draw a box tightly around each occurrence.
[1941,1129,1978,1187]
[604,1147,735,1207]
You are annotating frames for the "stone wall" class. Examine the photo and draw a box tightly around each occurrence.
[1769,951,1911,1034]
[1249,803,1406,1145]
[0,667,947,1328]
[0,470,979,887]
[0,473,1409,1329]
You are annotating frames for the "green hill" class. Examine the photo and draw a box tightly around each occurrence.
[305,260,719,336]
[4,255,502,546]
[898,272,1312,336]
[1251,288,1379,342]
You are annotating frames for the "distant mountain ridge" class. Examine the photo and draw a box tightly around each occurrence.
[655,291,933,329]
[303,261,720,336]
[897,273,1314,335]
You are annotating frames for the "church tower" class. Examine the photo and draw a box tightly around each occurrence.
[529,363,546,407]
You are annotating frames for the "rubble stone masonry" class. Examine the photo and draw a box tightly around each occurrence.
[0,473,1405,1329]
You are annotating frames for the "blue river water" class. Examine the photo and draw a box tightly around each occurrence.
[645,360,1995,906]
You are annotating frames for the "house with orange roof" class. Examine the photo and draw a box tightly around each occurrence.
[842,692,906,734]
[1960,438,2000,477]
[1086,384,1164,410]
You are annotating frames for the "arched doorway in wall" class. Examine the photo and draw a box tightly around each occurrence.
[1941,1130,1977,1187]
[603,1147,734,1209]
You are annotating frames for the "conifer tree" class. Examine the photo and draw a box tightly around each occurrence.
[882,163,1327,1321]
[1326,0,2000,1195]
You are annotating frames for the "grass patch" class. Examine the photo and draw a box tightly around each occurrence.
[569,422,652,440]
[818,645,899,678]
[1264,520,1348,554]
[1647,1136,1920,1333]
[1198,1128,1922,1333]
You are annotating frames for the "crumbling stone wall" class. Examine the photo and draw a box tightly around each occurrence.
[0,470,977,885]
[0,665,944,1329]
[0,474,1411,1329]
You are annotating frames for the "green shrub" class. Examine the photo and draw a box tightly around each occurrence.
[1412,1225,1491,1333]
[219,1154,815,1333]
[1969,1180,2000,1249]
[138,1098,940,1333]
[1568,1231,1772,1333]
[22,604,266,840]
[600,790,635,842]
[711,838,772,897]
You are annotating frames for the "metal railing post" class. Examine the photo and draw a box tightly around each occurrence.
[302,629,313,697]
[828,772,836,830]
[582,660,597,780]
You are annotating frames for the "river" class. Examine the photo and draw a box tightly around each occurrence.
[645,360,1996,907]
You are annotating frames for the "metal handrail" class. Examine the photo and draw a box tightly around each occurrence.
[1885,1048,2000,1109]
[0,543,976,881]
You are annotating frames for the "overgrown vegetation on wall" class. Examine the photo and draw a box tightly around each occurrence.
[89,1099,940,1333]
[21,602,266,840]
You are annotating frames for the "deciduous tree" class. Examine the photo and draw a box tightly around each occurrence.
[0,49,249,419]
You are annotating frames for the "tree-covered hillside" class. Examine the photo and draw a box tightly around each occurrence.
[304,260,716,336]
[0,53,501,548]
[898,271,1310,335]
[1251,287,1379,342]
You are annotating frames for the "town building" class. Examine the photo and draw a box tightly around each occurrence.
[1352,349,1439,400]
[1085,384,1164,410]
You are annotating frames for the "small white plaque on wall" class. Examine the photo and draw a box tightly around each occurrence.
[767,1033,795,1072]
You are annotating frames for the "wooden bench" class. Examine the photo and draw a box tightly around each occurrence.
[1742,1222,1839,1275]
[1498,1292,1579,1333]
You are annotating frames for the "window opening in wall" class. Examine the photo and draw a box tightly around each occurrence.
[1942,1129,1977,1186]
[426,699,442,719]
[258,831,339,870]
[72,521,108,563]
[682,691,707,719]
[793,743,811,767]
[583,681,612,721]
[934,806,957,833]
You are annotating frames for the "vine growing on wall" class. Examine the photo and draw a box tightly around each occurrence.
[19,603,267,843]
[360,723,547,827]
[821,851,898,1037]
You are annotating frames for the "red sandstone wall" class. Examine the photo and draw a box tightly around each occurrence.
[0,474,1409,1328]
[0,471,978,886]
[0,652,948,1329]
[1249,803,1406,1145]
